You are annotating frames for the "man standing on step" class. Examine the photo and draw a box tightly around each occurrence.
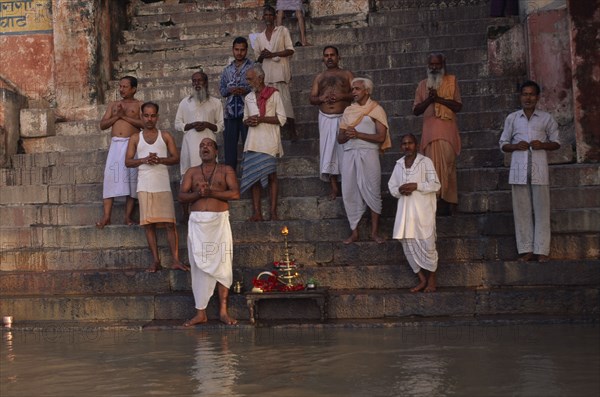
[276,0,310,47]
[338,77,391,244]
[310,45,354,200]
[96,76,143,229]
[389,134,441,292]
[241,64,286,221]
[125,102,189,273]
[219,37,254,173]
[254,5,297,141]
[499,80,560,263]
[175,71,224,178]
[413,53,462,216]
[179,137,239,326]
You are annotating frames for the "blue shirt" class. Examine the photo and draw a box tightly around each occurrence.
[219,58,253,119]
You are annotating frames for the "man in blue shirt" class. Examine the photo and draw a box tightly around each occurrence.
[219,37,254,172]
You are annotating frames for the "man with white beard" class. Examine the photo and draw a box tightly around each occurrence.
[413,53,462,215]
[175,71,225,177]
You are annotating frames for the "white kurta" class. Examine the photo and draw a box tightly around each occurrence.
[188,211,234,310]
[243,90,286,157]
[388,154,441,272]
[175,96,224,176]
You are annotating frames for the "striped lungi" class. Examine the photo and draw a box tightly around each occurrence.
[239,151,277,194]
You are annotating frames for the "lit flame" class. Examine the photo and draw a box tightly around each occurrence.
[281,226,289,235]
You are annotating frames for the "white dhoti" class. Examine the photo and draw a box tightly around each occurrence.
[401,236,438,273]
[318,111,344,181]
[103,137,137,199]
[341,148,382,230]
[187,211,234,310]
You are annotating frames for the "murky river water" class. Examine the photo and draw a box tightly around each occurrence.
[1,322,599,396]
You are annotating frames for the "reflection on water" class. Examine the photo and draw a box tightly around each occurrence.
[1,323,599,397]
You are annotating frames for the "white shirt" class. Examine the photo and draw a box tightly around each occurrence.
[243,91,286,157]
[499,109,559,185]
[253,26,294,84]
[388,154,441,239]
[174,96,224,135]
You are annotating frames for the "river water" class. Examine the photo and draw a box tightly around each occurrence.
[1,322,599,396]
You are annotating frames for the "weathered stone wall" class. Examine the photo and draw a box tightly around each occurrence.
[568,0,599,163]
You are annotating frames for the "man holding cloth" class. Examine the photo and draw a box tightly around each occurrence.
[338,77,391,244]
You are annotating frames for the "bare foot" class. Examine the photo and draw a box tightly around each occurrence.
[247,213,264,222]
[424,273,436,292]
[95,218,111,229]
[220,313,238,325]
[343,231,358,245]
[125,218,137,226]
[146,261,162,273]
[518,252,535,262]
[537,255,549,263]
[270,212,279,221]
[172,262,190,271]
[371,234,385,244]
[328,189,338,201]
[410,281,427,293]
[183,312,208,327]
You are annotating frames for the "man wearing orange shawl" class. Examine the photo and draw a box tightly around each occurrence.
[413,53,462,215]
[241,64,286,221]
[338,77,390,244]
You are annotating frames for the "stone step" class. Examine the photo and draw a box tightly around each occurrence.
[119,17,495,52]
[115,38,488,78]
[1,217,598,272]
[1,284,597,322]
[133,0,265,16]
[2,260,599,296]
[1,185,598,229]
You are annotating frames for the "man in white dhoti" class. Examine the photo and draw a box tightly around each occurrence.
[254,5,297,140]
[338,77,391,244]
[389,134,441,292]
[175,71,224,177]
[310,46,354,200]
[179,138,240,326]
[96,76,143,229]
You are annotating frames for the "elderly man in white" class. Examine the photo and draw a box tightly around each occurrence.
[389,134,441,293]
[175,71,224,176]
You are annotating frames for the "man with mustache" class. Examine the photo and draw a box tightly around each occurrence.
[413,53,462,215]
[97,76,143,229]
[499,81,560,263]
[309,46,354,200]
[125,102,188,273]
[175,71,224,177]
[179,137,240,326]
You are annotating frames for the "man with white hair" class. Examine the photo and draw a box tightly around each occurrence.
[338,77,391,244]
[175,71,224,177]
[241,63,286,221]
[413,53,462,215]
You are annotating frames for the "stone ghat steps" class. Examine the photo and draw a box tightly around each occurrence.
[105,76,520,102]
[1,221,598,272]
[119,17,500,54]
[1,284,598,322]
[116,42,489,79]
[2,261,599,296]
[1,186,599,229]
[19,110,515,154]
